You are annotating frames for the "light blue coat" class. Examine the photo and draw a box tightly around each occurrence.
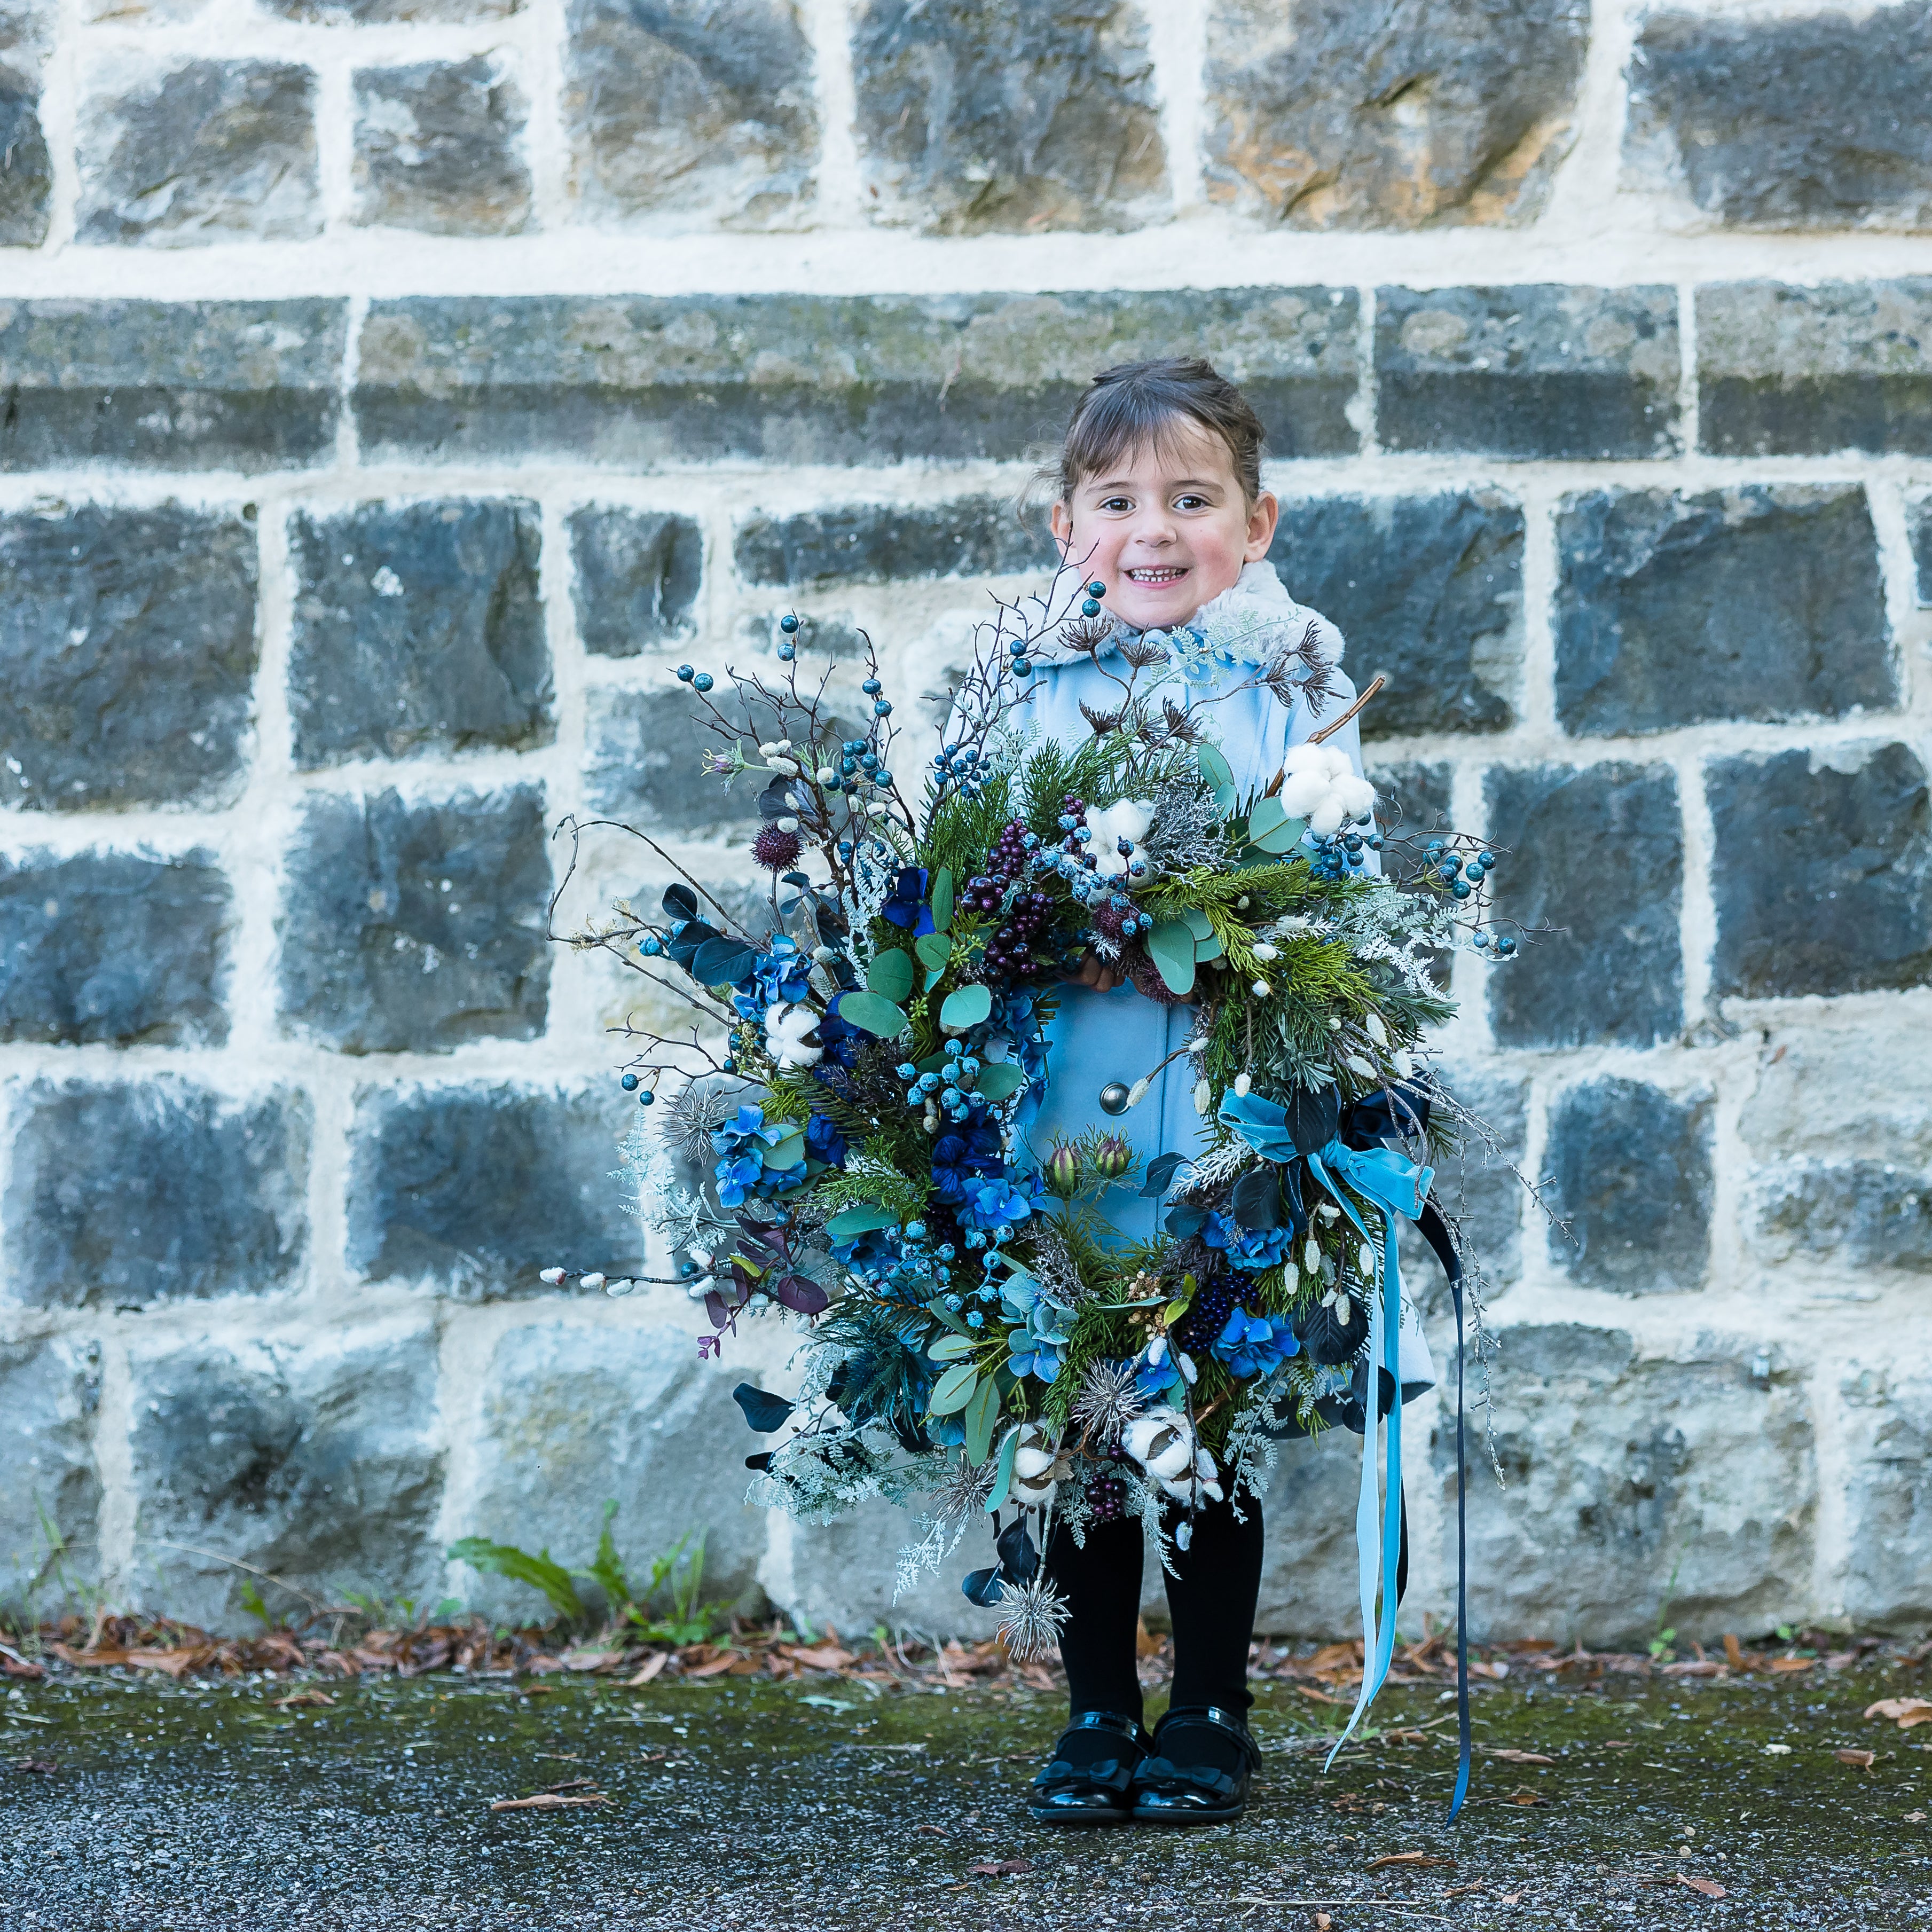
[1014,562,1369,1246]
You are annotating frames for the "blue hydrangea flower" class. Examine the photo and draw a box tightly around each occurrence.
[880,867,936,934]
[958,1174,1040,1234]
[804,1111,848,1168]
[1212,1308,1301,1380]
[1200,1212,1295,1273]
[711,1104,805,1208]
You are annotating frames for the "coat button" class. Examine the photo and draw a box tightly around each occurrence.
[1098,1082,1130,1115]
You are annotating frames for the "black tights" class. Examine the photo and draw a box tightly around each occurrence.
[1046,1489,1264,1725]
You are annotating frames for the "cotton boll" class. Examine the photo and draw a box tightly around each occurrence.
[1280,771,1328,818]
[1010,1423,1064,1507]
[1308,797,1346,837]
[1335,775,1377,818]
[1093,847,1128,879]
[764,1002,823,1071]
[1281,743,1328,777]
[1321,746,1354,781]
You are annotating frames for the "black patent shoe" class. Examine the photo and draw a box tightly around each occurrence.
[1130,1706,1260,1825]
[1026,1710,1154,1826]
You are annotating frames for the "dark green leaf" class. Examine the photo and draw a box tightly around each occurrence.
[867,949,915,1003]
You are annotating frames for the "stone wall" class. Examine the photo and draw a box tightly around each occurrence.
[2,0,1929,1647]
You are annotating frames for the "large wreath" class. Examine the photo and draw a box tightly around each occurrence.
[551,567,1522,1778]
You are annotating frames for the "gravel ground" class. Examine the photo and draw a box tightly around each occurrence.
[3,1663,1929,1930]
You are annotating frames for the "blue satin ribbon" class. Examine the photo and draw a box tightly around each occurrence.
[1301,1140,1431,1774]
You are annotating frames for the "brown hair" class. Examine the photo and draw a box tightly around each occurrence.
[1048,357,1267,506]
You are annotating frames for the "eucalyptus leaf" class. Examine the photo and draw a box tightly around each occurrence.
[760,1129,806,1171]
[963,1376,1001,1465]
[1147,920,1197,996]
[826,1205,899,1240]
[914,931,953,972]
[1247,796,1307,855]
[973,1062,1026,1103]
[939,983,992,1031]
[930,867,954,933]
[867,949,915,1003]
[985,1424,1020,1512]
[1196,744,1234,792]
[836,991,910,1039]
[929,1333,979,1362]
[928,1364,980,1417]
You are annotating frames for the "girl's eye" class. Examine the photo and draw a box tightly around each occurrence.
[1098,496,1134,513]
[1173,493,1211,512]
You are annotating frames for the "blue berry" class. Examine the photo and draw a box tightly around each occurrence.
[621,1073,639,1090]
[896,1062,918,1079]
[862,677,882,695]
[776,641,795,661]
[692,672,713,692]
[638,1089,655,1105]
[1087,580,1104,597]
[675,664,694,681]
[720,1058,736,1073]
[779,614,800,633]
[1081,599,1101,617]
[640,936,662,956]
[1011,656,1031,674]
[874,699,892,717]
[966,1311,984,1329]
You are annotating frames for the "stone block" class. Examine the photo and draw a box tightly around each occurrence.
[1400,1065,1530,1295]
[0,299,345,472]
[4,1079,309,1310]
[129,1330,444,1631]
[1438,1325,1814,1646]
[456,1322,772,1623]
[1752,1163,1931,1276]
[1698,280,1932,457]
[1914,496,1932,606]
[564,0,815,229]
[1545,1078,1713,1295]
[1555,485,1894,737]
[568,507,703,657]
[1205,0,1588,228]
[288,499,551,768]
[0,503,258,811]
[353,57,531,235]
[0,849,231,1047]
[1484,763,1682,1049]
[1708,743,1932,1001]
[1840,1366,1932,1633]
[1252,1428,1377,1637]
[736,495,1054,588]
[1366,758,1454,843]
[346,1083,635,1294]
[352,289,1360,466]
[77,60,319,246]
[0,1339,101,1614]
[278,786,550,1053]
[1376,285,1679,458]
[776,1500,973,1637]
[586,686,867,837]
[1627,9,1932,231]
[0,1,51,245]
[1270,492,1522,736]
[853,0,1165,234]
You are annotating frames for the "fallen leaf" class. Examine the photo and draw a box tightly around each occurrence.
[561,1649,626,1674]
[1497,1894,1521,1906]
[1866,1698,1932,1729]
[914,1823,946,1837]
[967,1858,1032,1876]
[1904,1811,1927,1824]
[11,1759,57,1774]
[489,1792,611,1812]
[1316,1917,1333,1930]
[1490,1749,1555,1764]
[1834,1748,1875,1769]
[1365,1851,1455,1870]
[1505,1787,1546,1805]
[1295,1683,1352,1707]
[1723,1633,1745,1669]
[1762,1743,1793,1755]
[1384,1729,1431,1745]
[623,1652,670,1687]
[272,1690,334,1709]
[1676,1874,1726,1899]
[683,1654,742,1679]
[784,1645,855,1671]
[540,1777,595,1793]
[1769,1657,1813,1674]
[1601,1740,1635,1750]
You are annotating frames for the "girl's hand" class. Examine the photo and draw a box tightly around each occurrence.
[1061,947,1127,993]
[1061,948,1198,1003]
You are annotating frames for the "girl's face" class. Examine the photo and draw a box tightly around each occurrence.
[1051,419,1279,634]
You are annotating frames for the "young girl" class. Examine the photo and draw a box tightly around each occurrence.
[1014,359,1370,1827]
